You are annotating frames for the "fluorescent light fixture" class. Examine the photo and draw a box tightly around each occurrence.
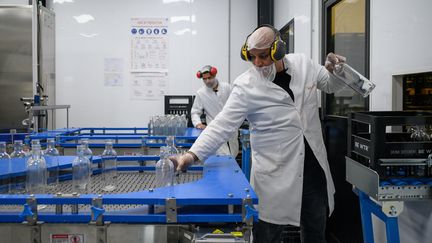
[79,33,99,38]
[53,0,74,3]
[170,15,196,23]
[163,0,194,3]
[174,28,191,35]
[73,14,95,24]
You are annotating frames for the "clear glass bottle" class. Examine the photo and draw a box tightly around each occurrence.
[80,139,94,167]
[26,143,47,194]
[44,138,60,189]
[333,63,376,98]
[10,140,26,158]
[165,136,179,156]
[155,146,174,188]
[72,145,91,193]
[10,140,26,193]
[0,142,11,193]
[101,140,117,191]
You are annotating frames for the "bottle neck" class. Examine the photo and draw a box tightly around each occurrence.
[31,146,43,157]
[14,144,23,151]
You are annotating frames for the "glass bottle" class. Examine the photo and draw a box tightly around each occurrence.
[10,140,26,158]
[80,138,94,168]
[0,142,11,193]
[44,138,60,189]
[165,136,179,156]
[10,140,27,193]
[26,143,47,194]
[333,63,376,98]
[155,146,174,188]
[101,140,117,191]
[72,145,91,193]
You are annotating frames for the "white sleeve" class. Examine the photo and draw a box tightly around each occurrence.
[189,84,248,161]
[191,93,203,127]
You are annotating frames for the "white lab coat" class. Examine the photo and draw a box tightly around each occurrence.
[191,81,239,157]
[189,54,346,226]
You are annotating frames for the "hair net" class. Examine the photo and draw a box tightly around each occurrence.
[246,26,275,50]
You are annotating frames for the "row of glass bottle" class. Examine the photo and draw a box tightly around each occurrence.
[148,115,188,137]
[0,136,180,194]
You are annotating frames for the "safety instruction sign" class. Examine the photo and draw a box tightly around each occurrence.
[130,17,168,72]
[50,234,84,243]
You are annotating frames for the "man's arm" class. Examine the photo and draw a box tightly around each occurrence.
[191,94,205,128]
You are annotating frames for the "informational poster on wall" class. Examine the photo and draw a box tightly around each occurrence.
[130,72,168,100]
[130,17,168,72]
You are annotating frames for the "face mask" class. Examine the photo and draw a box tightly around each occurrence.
[254,63,276,82]
[204,78,218,89]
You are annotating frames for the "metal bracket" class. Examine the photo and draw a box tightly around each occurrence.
[29,224,42,243]
[166,198,177,223]
[55,192,63,214]
[25,196,38,225]
[68,192,79,214]
[242,198,253,226]
[382,201,404,217]
[96,224,108,243]
[91,196,104,226]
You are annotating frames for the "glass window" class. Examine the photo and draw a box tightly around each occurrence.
[403,72,432,111]
[280,18,294,54]
[323,0,369,116]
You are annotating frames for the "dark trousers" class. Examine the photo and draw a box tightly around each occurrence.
[253,139,328,243]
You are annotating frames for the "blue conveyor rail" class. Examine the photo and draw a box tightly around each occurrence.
[28,127,201,148]
[0,155,258,224]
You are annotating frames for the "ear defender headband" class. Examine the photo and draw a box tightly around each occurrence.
[240,24,287,62]
[196,65,218,79]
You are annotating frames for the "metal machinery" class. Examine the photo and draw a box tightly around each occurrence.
[0,153,258,243]
[346,111,432,243]
[0,1,56,133]
[28,127,202,156]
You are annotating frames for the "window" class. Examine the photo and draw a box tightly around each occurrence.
[279,18,294,54]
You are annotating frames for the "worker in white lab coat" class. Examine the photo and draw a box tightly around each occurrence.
[172,25,347,243]
[191,65,239,157]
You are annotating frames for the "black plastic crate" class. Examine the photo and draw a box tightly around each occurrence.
[348,111,432,177]
[164,95,195,127]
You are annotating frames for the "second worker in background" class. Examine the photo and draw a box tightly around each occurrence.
[191,65,239,157]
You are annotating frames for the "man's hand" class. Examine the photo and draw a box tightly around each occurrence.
[169,152,197,171]
[196,123,207,129]
[325,52,346,73]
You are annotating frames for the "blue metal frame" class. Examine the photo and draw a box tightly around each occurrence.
[357,190,400,243]
[28,127,202,148]
[240,129,251,181]
[0,155,258,224]
[0,133,28,143]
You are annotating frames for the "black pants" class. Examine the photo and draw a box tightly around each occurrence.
[253,139,328,243]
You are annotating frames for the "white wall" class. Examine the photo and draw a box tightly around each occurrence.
[50,0,256,128]
[370,0,432,111]
[229,0,257,82]
[274,0,317,61]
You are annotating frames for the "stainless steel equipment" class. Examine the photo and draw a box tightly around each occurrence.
[0,1,55,132]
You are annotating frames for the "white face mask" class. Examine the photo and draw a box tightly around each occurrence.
[204,78,218,89]
[254,63,276,82]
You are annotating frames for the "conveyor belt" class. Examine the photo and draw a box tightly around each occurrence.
[0,171,202,212]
